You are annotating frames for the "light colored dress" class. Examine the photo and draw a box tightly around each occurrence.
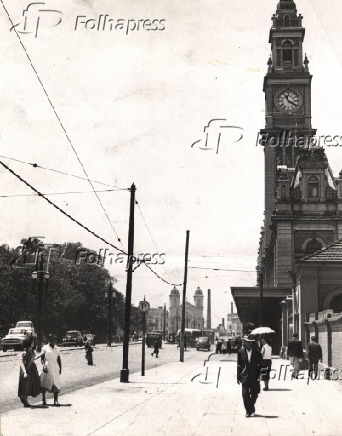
[40,344,61,393]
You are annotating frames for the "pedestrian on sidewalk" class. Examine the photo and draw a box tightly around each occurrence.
[215,338,222,354]
[307,336,322,379]
[151,340,160,358]
[40,334,62,406]
[85,340,94,365]
[287,333,304,379]
[237,335,263,418]
[18,337,41,407]
[260,337,272,391]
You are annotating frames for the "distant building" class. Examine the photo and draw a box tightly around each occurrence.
[146,306,167,332]
[227,312,243,335]
[168,286,204,334]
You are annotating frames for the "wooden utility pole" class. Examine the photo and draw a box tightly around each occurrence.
[120,183,136,383]
[107,282,113,346]
[259,272,263,327]
[163,303,166,340]
[180,230,190,363]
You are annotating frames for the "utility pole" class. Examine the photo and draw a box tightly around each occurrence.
[259,271,263,327]
[163,303,166,340]
[141,310,146,376]
[180,230,190,363]
[36,254,44,353]
[107,282,113,346]
[120,183,136,383]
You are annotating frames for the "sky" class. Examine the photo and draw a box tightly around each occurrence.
[1,0,342,327]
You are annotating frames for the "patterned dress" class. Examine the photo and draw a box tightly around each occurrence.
[18,347,41,399]
[40,344,61,393]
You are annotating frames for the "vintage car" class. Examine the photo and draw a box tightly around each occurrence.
[62,330,84,347]
[146,332,162,348]
[1,327,33,352]
[196,336,211,351]
[15,321,36,348]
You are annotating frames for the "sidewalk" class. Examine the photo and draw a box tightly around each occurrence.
[1,355,342,436]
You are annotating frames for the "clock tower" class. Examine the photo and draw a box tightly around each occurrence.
[261,0,317,282]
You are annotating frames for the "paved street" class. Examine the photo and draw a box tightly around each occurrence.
[1,353,342,436]
[0,341,186,414]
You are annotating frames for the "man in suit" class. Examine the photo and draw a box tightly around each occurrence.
[237,335,263,417]
[287,333,304,379]
[307,336,323,378]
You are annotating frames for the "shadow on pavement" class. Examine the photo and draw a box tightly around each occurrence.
[28,405,49,409]
[253,414,279,418]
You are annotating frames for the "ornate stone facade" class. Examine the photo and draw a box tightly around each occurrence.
[167,286,204,334]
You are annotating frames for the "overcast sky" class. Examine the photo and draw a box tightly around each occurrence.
[1,0,342,327]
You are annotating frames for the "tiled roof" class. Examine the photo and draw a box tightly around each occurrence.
[300,240,342,263]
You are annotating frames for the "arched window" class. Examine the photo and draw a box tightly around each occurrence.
[329,295,342,313]
[308,176,319,198]
[305,239,322,255]
[282,41,293,65]
[284,15,290,26]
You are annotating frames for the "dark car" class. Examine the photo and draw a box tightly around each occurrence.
[62,330,84,347]
[196,336,211,351]
[146,332,162,348]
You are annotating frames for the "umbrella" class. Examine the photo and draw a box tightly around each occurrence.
[250,327,275,335]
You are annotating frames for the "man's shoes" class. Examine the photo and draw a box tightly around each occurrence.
[263,387,269,391]
[245,413,251,418]
[151,353,153,356]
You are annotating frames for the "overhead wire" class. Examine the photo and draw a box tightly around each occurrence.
[0,154,129,190]
[0,159,183,287]
[0,188,125,198]
[0,1,125,249]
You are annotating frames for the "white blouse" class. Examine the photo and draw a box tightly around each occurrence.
[262,343,272,360]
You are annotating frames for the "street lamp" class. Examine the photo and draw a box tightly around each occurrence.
[105,282,115,346]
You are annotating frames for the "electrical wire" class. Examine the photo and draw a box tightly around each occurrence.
[0,188,125,198]
[0,2,125,248]
[188,266,256,273]
[0,154,129,190]
[0,159,126,255]
[0,159,183,287]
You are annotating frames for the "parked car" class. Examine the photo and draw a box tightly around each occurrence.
[62,330,84,347]
[196,336,211,351]
[1,327,34,352]
[82,331,95,346]
[146,332,162,348]
[15,321,36,348]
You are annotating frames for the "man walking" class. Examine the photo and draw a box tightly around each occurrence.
[237,335,263,417]
[287,333,304,379]
[151,340,160,358]
[307,336,323,378]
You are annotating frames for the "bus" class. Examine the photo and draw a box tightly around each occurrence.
[176,328,202,347]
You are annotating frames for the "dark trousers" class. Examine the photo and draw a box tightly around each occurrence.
[309,359,319,378]
[152,349,159,357]
[241,382,258,415]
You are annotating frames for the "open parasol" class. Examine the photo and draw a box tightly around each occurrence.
[250,327,275,335]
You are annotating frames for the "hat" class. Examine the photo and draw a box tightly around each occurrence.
[242,335,256,342]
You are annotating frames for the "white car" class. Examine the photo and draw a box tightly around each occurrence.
[1,327,34,352]
[16,321,36,347]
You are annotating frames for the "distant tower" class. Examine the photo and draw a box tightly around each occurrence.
[207,289,211,329]
[168,286,180,334]
[194,287,203,309]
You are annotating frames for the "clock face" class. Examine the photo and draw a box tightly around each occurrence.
[277,90,301,112]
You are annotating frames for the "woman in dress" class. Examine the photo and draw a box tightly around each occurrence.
[260,337,272,391]
[40,334,62,406]
[85,340,93,365]
[18,337,41,407]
